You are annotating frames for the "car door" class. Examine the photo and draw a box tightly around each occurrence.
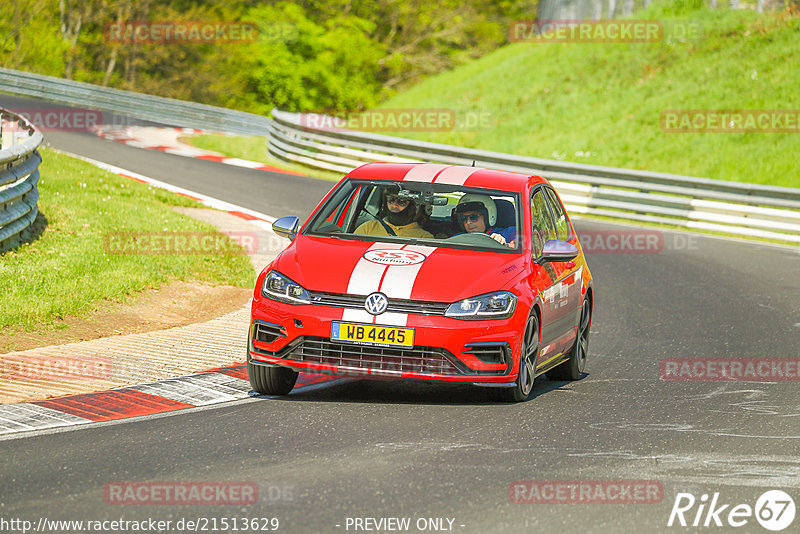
[542,186,582,353]
[529,188,564,368]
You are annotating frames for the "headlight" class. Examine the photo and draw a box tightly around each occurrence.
[445,291,517,320]
[262,270,311,304]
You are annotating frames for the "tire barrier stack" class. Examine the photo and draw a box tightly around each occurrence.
[0,108,43,253]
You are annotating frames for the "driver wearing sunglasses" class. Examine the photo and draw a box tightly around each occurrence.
[354,187,433,238]
[454,194,517,248]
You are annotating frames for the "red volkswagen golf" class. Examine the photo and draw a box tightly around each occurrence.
[248,163,593,401]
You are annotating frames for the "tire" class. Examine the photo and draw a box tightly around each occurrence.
[547,296,590,381]
[248,360,298,396]
[495,313,540,402]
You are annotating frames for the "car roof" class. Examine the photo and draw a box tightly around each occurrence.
[346,162,546,192]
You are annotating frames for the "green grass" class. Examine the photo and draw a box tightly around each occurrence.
[185,133,345,182]
[185,5,799,189]
[0,148,255,331]
[374,2,800,188]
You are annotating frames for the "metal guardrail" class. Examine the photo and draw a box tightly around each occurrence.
[267,109,800,244]
[0,108,43,252]
[0,66,796,244]
[0,67,272,136]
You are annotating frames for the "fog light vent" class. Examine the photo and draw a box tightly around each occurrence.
[464,342,511,366]
[254,321,286,344]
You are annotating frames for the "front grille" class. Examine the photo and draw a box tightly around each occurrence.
[309,291,449,316]
[253,320,286,344]
[267,336,465,375]
[251,333,511,376]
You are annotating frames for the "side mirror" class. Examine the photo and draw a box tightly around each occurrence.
[272,216,300,240]
[536,239,579,264]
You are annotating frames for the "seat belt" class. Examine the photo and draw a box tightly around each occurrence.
[376,218,397,236]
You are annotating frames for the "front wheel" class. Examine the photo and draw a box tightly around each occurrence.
[248,360,298,396]
[496,313,540,402]
[547,297,590,381]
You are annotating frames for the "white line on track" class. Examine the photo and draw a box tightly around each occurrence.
[48,148,277,224]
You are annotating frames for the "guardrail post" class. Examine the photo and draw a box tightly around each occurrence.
[0,114,12,150]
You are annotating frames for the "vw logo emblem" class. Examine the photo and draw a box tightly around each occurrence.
[365,292,389,315]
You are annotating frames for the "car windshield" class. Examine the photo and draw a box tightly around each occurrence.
[305,179,522,252]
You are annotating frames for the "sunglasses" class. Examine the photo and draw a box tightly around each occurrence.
[459,213,482,223]
[386,196,411,206]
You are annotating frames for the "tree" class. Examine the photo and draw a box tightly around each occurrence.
[0,0,66,75]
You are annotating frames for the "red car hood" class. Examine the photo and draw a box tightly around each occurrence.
[273,236,525,302]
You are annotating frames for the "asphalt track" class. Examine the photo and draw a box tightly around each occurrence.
[2,94,799,533]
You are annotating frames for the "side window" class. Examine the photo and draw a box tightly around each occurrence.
[311,183,366,234]
[545,188,570,241]
[531,190,557,257]
[347,185,380,232]
[336,186,362,229]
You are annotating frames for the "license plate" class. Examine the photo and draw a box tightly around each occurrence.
[331,322,414,348]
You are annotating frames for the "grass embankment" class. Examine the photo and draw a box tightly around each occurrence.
[185,134,344,182]
[379,2,799,188]
[0,148,254,331]
[185,4,799,189]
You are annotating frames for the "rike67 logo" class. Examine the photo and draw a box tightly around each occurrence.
[668,490,795,531]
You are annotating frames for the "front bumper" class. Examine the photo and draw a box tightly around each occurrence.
[248,298,524,384]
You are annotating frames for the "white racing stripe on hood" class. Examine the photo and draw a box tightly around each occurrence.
[373,312,407,326]
[342,243,402,323]
[380,245,437,300]
[377,245,438,326]
[345,243,401,295]
[342,244,437,326]
[341,309,375,323]
[403,163,449,183]
[432,165,480,185]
